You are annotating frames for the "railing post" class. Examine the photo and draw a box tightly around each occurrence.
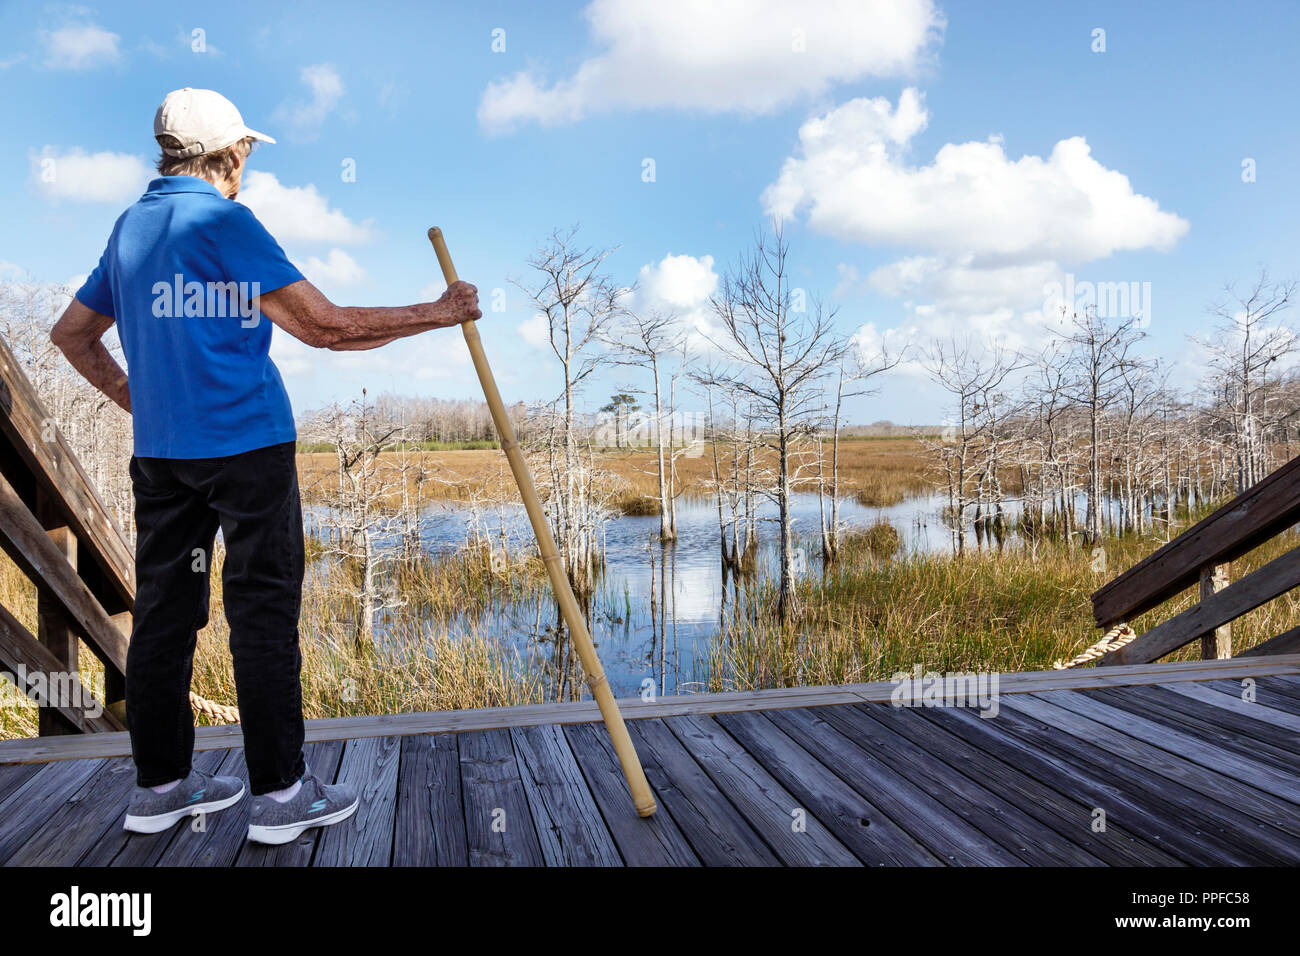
[1199,562,1231,659]
[35,492,78,735]
[106,611,129,724]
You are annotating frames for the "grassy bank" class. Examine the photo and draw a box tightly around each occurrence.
[703,521,1300,692]
[0,539,550,738]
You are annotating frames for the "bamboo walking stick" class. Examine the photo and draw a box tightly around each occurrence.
[427,227,657,818]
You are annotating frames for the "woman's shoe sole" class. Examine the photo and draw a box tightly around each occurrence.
[123,787,246,834]
[246,799,359,846]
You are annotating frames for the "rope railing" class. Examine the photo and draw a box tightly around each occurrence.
[189,691,240,724]
[1052,622,1137,670]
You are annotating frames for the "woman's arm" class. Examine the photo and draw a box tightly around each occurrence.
[50,300,131,413]
[256,279,481,350]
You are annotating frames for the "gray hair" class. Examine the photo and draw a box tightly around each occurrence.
[155,135,255,181]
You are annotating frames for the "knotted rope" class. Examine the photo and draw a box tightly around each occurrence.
[189,691,240,724]
[1052,622,1137,670]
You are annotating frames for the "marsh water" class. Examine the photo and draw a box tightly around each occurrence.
[307,489,1031,698]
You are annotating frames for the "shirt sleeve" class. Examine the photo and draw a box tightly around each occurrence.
[74,247,116,318]
[216,203,305,296]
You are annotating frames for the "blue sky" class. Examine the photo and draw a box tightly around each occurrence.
[2,0,1298,425]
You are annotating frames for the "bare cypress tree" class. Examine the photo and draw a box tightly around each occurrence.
[604,308,682,540]
[1191,269,1297,492]
[818,340,903,562]
[513,226,625,599]
[1058,308,1147,545]
[301,392,404,650]
[699,226,843,621]
[921,335,1022,555]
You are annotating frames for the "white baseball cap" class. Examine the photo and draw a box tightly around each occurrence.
[154,87,276,158]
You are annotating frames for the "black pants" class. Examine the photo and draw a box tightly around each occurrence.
[126,440,306,795]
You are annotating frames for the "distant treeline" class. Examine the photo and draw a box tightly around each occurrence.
[295,396,934,451]
[840,421,942,439]
[296,394,528,446]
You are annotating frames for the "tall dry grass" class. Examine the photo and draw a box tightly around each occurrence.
[0,539,549,739]
[295,436,938,514]
[703,519,1300,692]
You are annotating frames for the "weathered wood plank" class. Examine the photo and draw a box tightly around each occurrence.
[1101,544,1300,665]
[978,697,1300,863]
[920,703,1276,865]
[852,704,1127,865]
[84,747,233,867]
[4,756,135,866]
[891,704,1182,866]
[0,472,128,673]
[0,760,41,806]
[0,600,123,732]
[511,724,621,866]
[3,656,1298,764]
[314,735,400,867]
[563,721,699,866]
[391,734,467,867]
[715,710,943,866]
[1037,689,1300,804]
[666,714,860,866]
[1242,674,1300,705]
[765,706,1015,865]
[0,334,134,611]
[1001,693,1300,840]
[234,740,345,868]
[1270,672,1300,695]
[1091,454,1300,626]
[458,728,544,867]
[1158,679,1300,735]
[34,506,79,736]
[0,757,104,864]
[1235,623,1300,658]
[625,718,777,866]
[1225,675,1300,711]
[161,749,250,867]
[824,704,1103,866]
[1086,685,1300,770]
[1203,673,1300,704]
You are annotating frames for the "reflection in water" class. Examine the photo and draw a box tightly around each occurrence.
[305,491,1035,699]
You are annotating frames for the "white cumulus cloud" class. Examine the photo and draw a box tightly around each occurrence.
[636,253,718,309]
[628,252,721,353]
[30,147,151,203]
[42,22,121,70]
[274,63,344,140]
[297,249,366,288]
[479,0,944,132]
[238,170,375,244]
[766,88,1189,351]
[518,313,552,350]
[763,88,1189,262]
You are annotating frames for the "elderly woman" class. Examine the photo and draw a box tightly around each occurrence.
[51,87,481,844]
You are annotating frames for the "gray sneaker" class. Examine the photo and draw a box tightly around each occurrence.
[123,768,246,834]
[247,772,358,845]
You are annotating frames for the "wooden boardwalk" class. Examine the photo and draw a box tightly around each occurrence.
[2,656,1298,867]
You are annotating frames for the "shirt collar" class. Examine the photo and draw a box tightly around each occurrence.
[145,176,226,197]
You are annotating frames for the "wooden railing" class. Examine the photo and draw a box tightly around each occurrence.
[0,335,133,733]
[1091,454,1300,665]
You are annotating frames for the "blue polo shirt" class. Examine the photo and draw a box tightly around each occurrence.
[75,176,303,459]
